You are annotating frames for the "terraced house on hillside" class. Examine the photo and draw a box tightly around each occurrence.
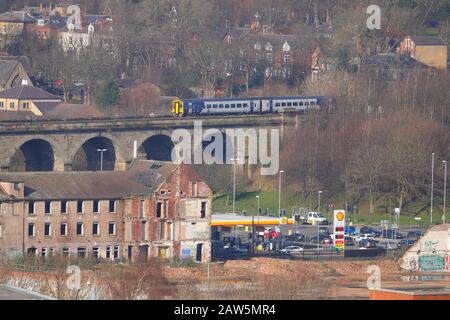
[0,160,213,263]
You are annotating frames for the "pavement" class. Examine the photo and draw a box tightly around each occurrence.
[0,285,55,300]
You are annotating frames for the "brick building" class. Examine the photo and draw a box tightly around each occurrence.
[0,160,212,263]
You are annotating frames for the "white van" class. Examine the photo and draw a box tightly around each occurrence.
[307,212,328,225]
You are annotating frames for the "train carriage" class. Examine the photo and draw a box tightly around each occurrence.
[172,96,331,117]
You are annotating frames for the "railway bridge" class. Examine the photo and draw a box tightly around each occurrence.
[0,114,300,172]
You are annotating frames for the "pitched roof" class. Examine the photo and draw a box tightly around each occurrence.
[0,56,33,75]
[0,110,38,121]
[0,11,36,23]
[362,53,428,69]
[0,160,178,201]
[43,103,105,119]
[0,60,19,86]
[0,85,61,100]
[410,35,447,46]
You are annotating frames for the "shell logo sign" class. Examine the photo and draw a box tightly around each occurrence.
[333,210,346,251]
[280,217,288,225]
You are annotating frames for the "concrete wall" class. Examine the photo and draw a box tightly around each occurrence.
[399,224,450,271]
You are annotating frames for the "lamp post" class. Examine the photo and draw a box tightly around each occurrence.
[317,190,323,251]
[443,160,447,224]
[97,149,107,171]
[278,170,284,217]
[230,158,240,215]
[431,153,435,225]
[256,195,260,216]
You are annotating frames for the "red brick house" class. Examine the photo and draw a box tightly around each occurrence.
[0,160,213,263]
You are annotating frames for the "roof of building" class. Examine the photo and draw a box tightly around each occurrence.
[0,11,36,23]
[42,103,104,119]
[362,53,428,69]
[0,110,38,121]
[409,35,447,46]
[0,56,33,75]
[0,85,61,100]
[0,60,20,86]
[0,160,178,201]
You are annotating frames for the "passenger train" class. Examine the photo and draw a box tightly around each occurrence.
[171,96,333,117]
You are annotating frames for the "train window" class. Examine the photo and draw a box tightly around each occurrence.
[293,102,298,106]
[237,104,242,108]
[231,104,236,108]
[243,103,248,108]
[219,104,224,108]
[299,102,304,106]
[213,104,217,109]
[311,101,316,106]
[225,104,230,108]
[287,102,292,107]
[275,103,280,107]
[281,102,286,107]
[305,102,310,106]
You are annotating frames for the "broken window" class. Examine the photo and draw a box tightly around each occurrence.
[77,201,83,213]
[156,202,162,218]
[106,246,112,259]
[60,223,67,236]
[93,222,99,236]
[77,247,87,258]
[44,223,51,236]
[45,201,51,214]
[93,200,99,213]
[62,247,70,257]
[109,200,116,213]
[201,202,207,218]
[108,222,116,235]
[61,201,67,214]
[92,247,99,259]
[77,222,84,236]
[113,245,119,259]
[28,223,35,237]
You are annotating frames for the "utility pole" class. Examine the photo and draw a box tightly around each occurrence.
[431,153,435,224]
[443,161,447,224]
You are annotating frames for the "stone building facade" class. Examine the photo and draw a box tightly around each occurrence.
[0,160,212,262]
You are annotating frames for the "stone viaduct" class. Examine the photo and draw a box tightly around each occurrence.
[0,114,300,172]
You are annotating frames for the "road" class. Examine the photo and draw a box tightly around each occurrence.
[0,285,54,300]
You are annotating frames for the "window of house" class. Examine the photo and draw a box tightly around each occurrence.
[141,221,147,241]
[13,182,19,190]
[113,245,119,259]
[160,221,165,240]
[93,200,99,213]
[92,247,99,259]
[139,200,145,218]
[77,247,86,258]
[45,201,51,214]
[28,201,35,215]
[191,181,197,197]
[44,223,51,236]
[22,102,29,109]
[62,247,70,257]
[109,200,116,213]
[9,102,15,109]
[201,201,207,218]
[0,101,4,108]
[77,201,83,213]
[93,222,99,236]
[77,222,84,236]
[284,53,291,63]
[28,223,35,237]
[156,202,162,218]
[41,247,47,257]
[108,222,116,235]
[106,246,111,259]
[60,223,67,236]
[61,201,67,214]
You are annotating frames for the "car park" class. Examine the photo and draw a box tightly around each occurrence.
[355,233,376,242]
[309,234,332,243]
[377,241,398,250]
[356,239,378,249]
[359,226,382,237]
[406,231,423,239]
[382,230,405,239]
[399,239,416,246]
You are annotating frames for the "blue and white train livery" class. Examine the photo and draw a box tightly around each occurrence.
[171,96,332,117]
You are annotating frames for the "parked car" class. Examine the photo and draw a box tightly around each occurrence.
[307,212,328,225]
[344,236,354,246]
[309,234,331,243]
[406,231,423,239]
[359,226,382,237]
[286,233,305,242]
[356,239,378,249]
[280,246,304,254]
[355,233,376,242]
[382,230,405,239]
[399,239,416,246]
[345,226,357,236]
[377,241,398,250]
[222,247,249,256]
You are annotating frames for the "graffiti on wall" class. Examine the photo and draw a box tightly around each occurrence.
[424,241,439,252]
[446,255,450,271]
[419,255,445,271]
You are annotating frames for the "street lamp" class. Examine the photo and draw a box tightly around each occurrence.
[431,153,435,224]
[443,160,447,224]
[230,158,240,215]
[317,191,323,252]
[278,170,284,217]
[97,149,107,171]
[256,195,260,216]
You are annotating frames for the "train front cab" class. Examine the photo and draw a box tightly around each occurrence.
[172,99,184,117]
